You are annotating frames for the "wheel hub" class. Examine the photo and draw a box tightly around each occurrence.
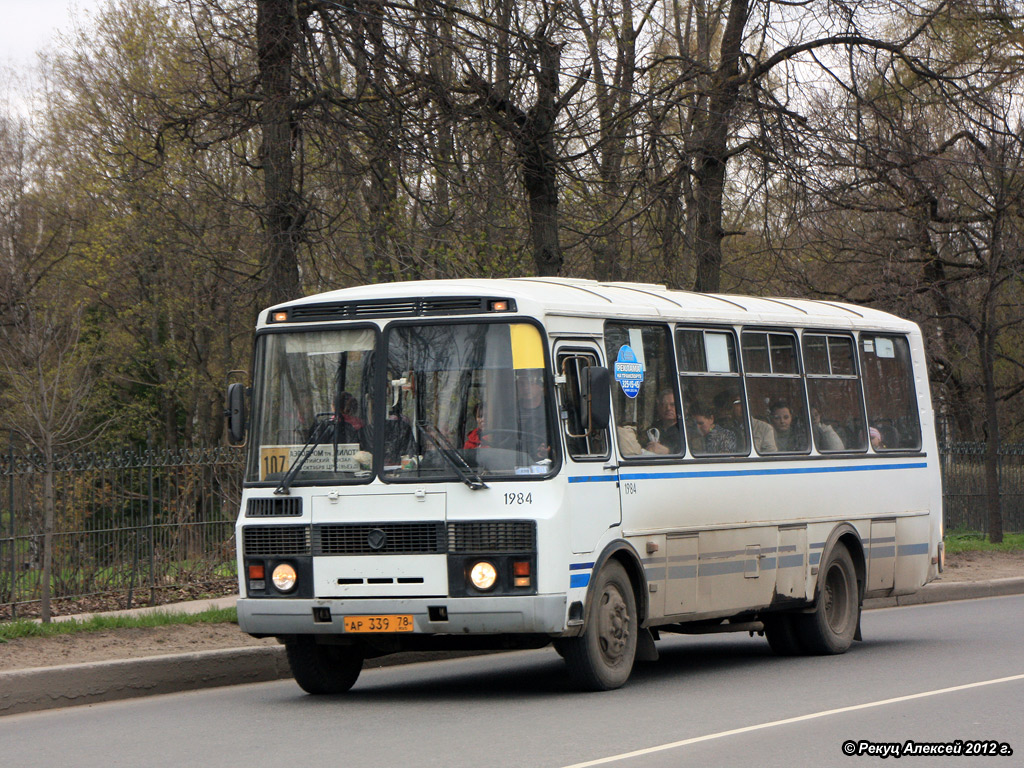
[597,585,630,660]
[824,564,849,632]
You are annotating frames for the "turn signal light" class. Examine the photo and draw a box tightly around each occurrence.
[513,560,530,588]
[248,564,265,579]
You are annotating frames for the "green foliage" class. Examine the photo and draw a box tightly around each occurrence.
[944,531,1024,555]
[0,0,1021,452]
[0,606,238,643]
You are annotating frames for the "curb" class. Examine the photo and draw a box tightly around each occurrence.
[1,646,290,717]
[862,576,1024,609]
[4,578,1023,717]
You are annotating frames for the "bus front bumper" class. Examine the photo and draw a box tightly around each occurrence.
[237,594,568,637]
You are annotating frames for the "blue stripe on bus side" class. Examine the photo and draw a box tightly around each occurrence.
[898,543,930,556]
[564,531,927,592]
[618,462,928,481]
[567,461,928,483]
[569,561,595,589]
[658,547,930,582]
[778,554,805,569]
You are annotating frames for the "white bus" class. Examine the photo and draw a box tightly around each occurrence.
[227,278,943,692]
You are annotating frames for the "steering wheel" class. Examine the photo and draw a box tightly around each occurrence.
[477,429,550,457]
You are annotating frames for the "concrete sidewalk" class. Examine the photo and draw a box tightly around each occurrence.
[3,577,1024,717]
[44,594,240,624]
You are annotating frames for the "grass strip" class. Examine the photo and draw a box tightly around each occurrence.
[944,531,1024,555]
[0,607,237,643]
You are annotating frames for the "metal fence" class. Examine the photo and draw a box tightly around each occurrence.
[0,441,1019,619]
[1,445,243,619]
[941,442,1024,533]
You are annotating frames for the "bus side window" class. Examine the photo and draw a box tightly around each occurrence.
[605,323,682,459]
[742,331,809,454]
[803,334,866,452]
[677,328,749,457]
[860,334,922,451]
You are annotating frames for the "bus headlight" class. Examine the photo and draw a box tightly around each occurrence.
[272,563,298,592]
[469,561,498,591]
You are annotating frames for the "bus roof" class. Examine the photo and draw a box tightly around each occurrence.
[263,278,916,332]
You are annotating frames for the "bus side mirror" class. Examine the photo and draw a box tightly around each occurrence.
[225,382,247,445]
[583,366,611,432]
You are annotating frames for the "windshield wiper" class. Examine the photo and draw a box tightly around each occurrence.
[274,416,334,495]
[417,420,488,491]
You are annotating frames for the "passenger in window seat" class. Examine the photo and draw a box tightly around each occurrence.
[690,403,737,455]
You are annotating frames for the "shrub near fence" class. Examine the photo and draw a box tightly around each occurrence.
[0,441,1020,619]
[0,446,244,619]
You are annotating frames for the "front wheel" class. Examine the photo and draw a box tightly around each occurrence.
[285,637,364,694]
[794,543,860,654]
[558,561,638,691]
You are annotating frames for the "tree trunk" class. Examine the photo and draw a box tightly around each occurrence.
[690,0,749,293]
[658,178,686,289]
[258,0,303,305]
[980,325,1003,543]
[979,199,1006,544]
[41,445,54,623]
[520,39,563,277]
[522,151,562,276]
[692,151,728,292]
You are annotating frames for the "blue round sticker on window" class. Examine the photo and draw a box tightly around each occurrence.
[614,345,644,398]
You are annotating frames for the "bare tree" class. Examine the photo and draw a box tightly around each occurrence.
[770,7,1024,541]
[257,0,305,303]
[0,308,103,620]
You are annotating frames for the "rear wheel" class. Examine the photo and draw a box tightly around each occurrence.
[285,636,364,694]
[795,543,860,654]
[559,561,638,691]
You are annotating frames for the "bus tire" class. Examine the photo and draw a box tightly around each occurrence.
[285,636,364,694]
[795,543,859,654]
[763,614,804,656]
[559,561,638,691]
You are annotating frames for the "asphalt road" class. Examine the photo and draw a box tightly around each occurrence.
[3,595,1022,768]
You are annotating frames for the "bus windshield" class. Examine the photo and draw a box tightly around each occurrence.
[248,328,378,484]
[246,321,555,485]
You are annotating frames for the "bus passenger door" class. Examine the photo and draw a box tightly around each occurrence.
[556,343,621,554]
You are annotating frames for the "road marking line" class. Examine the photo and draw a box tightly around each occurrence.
[562,673,1024,768]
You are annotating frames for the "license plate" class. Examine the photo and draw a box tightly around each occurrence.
[343,614,414,633]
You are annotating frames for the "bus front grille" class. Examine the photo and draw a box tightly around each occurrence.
[243,520,536,558]
[242,525,311,556]
[246,497,302,517]
[447,521,536,553]
[313,523,446,555]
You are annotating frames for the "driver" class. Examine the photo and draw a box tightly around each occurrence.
[513,369,551,462]
[463,403,489,449]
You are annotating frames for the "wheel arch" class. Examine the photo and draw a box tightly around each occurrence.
[587,539,648,625]
[816,524,866,604]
